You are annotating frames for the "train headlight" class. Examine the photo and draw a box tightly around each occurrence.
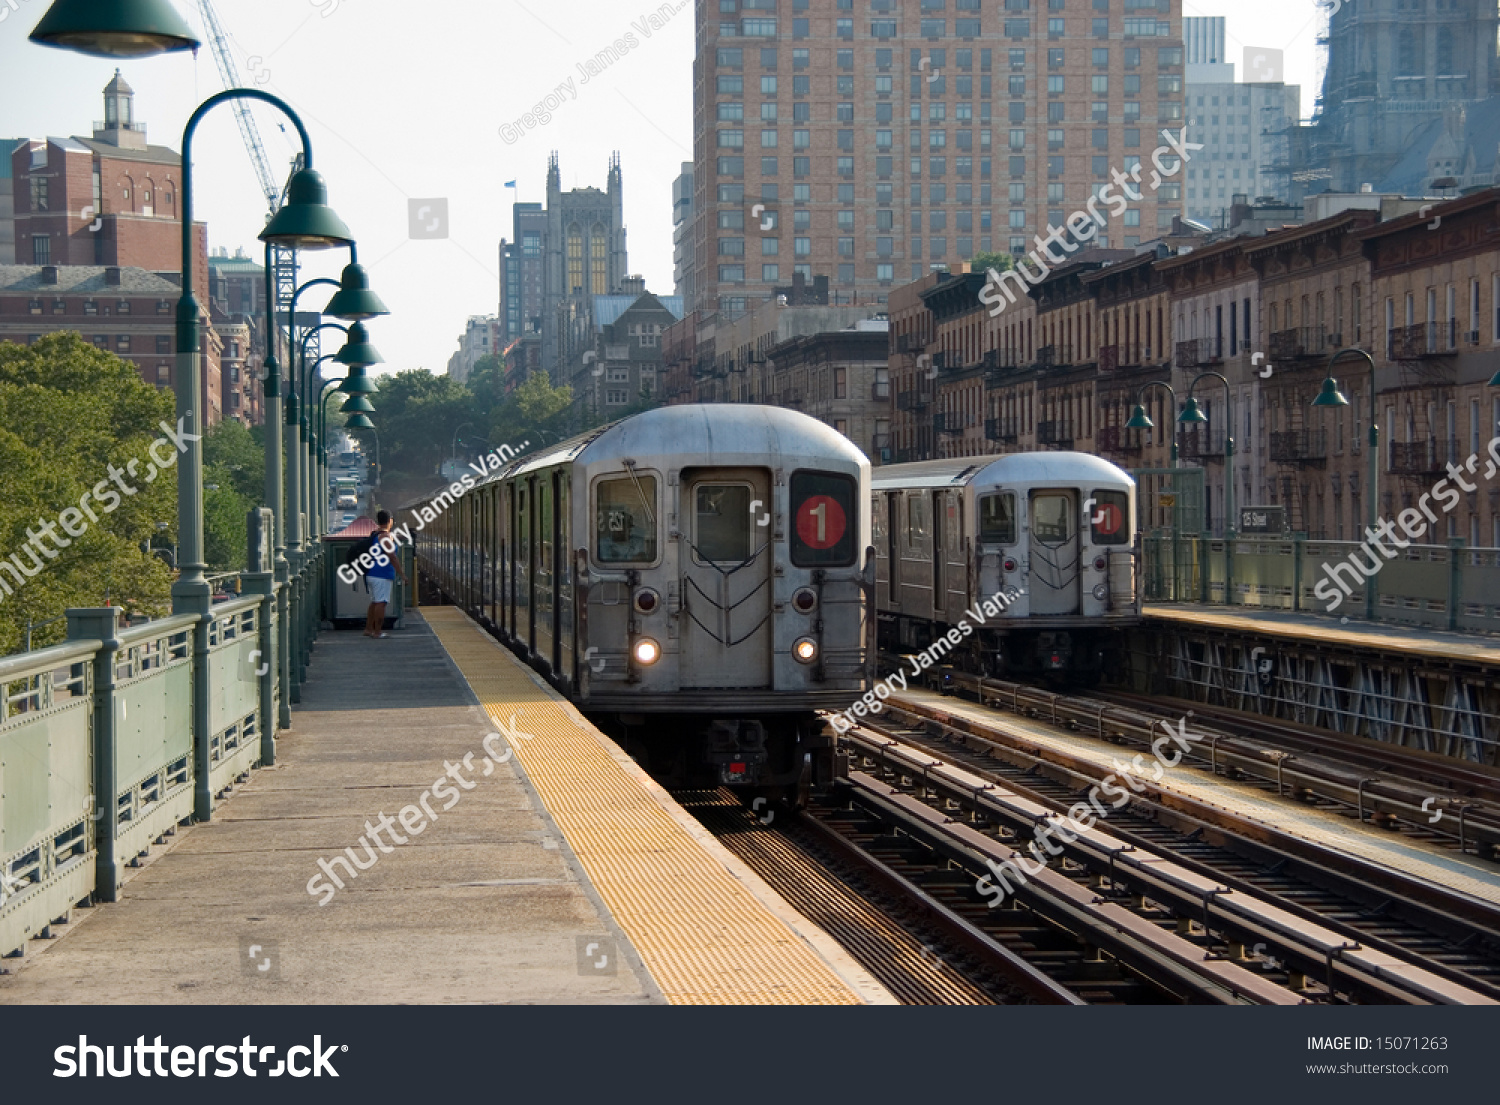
[791,587,818,613]
[1003,557,1018,573]
[792,637,818,664]
[633,637,662,666]
[1093,583,1109,601]
[1093,556,1108,572]
[634,587,661,614]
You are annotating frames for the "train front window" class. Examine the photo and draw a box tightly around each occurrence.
[1090,489,1129,545]
[978,492,1016,544]
[1031,492,1075,547]
[596,475,657,563]
[694,484,754,562]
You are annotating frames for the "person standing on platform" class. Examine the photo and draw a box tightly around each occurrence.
[364,510,406,639]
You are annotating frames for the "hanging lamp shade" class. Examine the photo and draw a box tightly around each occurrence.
[337,364,379,396]
[334,322,383,368]
[1311,376,1350,407]
[340,394,376,414]
[259,170,353,249]
[344,413,374,429]
[1124,403,1154,430]
[30,0,199,57]
[1177,397,1208,424]
[324,263,389,321]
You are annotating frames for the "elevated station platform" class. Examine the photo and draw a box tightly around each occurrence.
[1143,604,1500,667]
[0,610,886,1005]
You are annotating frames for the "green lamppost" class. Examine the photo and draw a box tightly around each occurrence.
[31,1,356,819]
[1179,372,1236,606]
[1312,347,1377,621]
[1126,381,1180,601]
[1124,381,1179,467]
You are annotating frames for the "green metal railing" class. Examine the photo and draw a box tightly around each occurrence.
[1142,535,1500,633]
[0,510,353,958]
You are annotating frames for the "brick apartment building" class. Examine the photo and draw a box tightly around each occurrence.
[0,264,224,426]
[883,187,1500,545]
[690,0,1185,318]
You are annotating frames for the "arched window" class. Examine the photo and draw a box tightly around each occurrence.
[567,224,583,294]
[590,223,607,295]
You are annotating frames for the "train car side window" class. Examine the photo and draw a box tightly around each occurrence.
[790,470,857,567]
[1089,489,1130,545]
[978,492,1016,544]
[596,475,658,563]
[694,484,754,562]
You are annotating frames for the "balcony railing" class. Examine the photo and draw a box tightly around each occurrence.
[1174,336,1217,367]
[1387,322,1458,359]
[1095,425,1141,454]
[935,412,966,434]
[897,389,930,411]
[1179,426,1227,459]
[1037,419,1074,447]
[1268,326,1328,360]
[1269,429,1327,464]
[781,387,803,405]
[985,417,1019,442]
[1035,345,1057,369]
[1389,439,1455,476]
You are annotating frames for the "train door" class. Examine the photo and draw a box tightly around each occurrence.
[1028,489,1081,615]
[527,476,540,654]
[555,472,571,681]
[516,481,532,653]
[505,482,516,639]
[886,493,900,604]
[680,467,773,689]
[536,474,555,669]
[931,491,945,614]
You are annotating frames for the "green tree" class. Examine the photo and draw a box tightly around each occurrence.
[970,251,1015,274]
[490,370,572,447]
[200,420,264,571]
[0,333,176,653]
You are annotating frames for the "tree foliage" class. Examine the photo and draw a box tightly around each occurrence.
[202,419,265,572]
[970,251,1015,274]
[0,333,176,653]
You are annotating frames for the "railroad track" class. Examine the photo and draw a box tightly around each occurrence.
[849,701,1500,1003]
[926,668,1500,858]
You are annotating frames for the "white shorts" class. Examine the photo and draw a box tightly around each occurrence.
[368,577,394,605]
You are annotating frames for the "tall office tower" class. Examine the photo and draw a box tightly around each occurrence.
[541,152,628,383]
[1183,15,1224,69]
[500,201,546,340]
[672,163,696,304]
[689,0,1185,319]
[1181,20,1300,224]
[1316,0,1500,192]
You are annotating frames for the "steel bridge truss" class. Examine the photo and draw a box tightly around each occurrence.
[1125,626,1497,766]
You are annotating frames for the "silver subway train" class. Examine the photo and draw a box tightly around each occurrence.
[872,451,1140,680]
[410,404,874,789]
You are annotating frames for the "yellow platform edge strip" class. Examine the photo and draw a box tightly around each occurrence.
[422,607,893,1006]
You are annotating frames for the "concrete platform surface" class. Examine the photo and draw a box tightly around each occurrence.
[0,613,660,1005]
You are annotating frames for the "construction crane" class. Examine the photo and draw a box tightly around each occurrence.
[195,0,304,364]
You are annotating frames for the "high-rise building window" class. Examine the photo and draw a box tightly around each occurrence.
[31,235,50,265]
[590,226,607,295]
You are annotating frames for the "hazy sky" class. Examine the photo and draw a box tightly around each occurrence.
[0,0,1324,380]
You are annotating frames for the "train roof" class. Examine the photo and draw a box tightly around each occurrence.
[871,451,1135,491]
[500,404,867,482]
